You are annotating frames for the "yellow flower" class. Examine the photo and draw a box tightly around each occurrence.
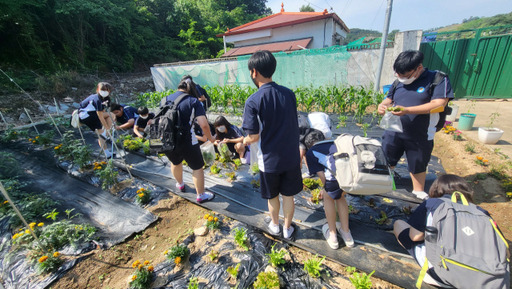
[214,217,218,222]
[132,260,141,268]
[138,193,144,198]
[29,222,36,228]
[54,146,60,150]
[208,216,213,222]
[476,156,483,161]
[28,138,32,141]
[38,222,44,227]
[143,260,150,266]
[164,250,168,255]
[97,166,102,170]
[53,252,60,257]
[174,256,181,264]
[35,136,39,139]
[131,275,137,281]
[25,229,30,234]
[3,200,8,204]
[39,256,48,263]
[147,265,154,272]
[483,159,489,163]
[138,264,143,270]
[12,233,19,240]
[204,214,209,220]
[32,140,36,143]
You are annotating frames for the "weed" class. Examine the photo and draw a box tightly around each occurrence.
[303,254,325,278]
[361,123,370,137]
[129,260,154,289]
[232,227,249,251]
[251,179,260,188]
[250,163,259,175]
[253,271,280,289]
[233,158,242,168]
[465,143,475,154]
[226,263,240,279]
[349,270,375,289]
[44,209,59,221]
[345,266,357,274]
[266,244,287,268]
[187,277,199,289]
[218,143,232,163]
[475,173,487,180]
[337,115,348,128]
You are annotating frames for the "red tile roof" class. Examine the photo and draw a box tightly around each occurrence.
[221,38,312,57]
[217,11,349,37]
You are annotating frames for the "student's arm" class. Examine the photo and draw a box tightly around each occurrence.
[196,115,215,143]
[242,134,259,146]
[117,118,135,130]
[409,227,425,242]
[133,125,143,138]
[392,98,449,116]
[223,136,244,144]
[96,110,110,131]
[377,98,393,115]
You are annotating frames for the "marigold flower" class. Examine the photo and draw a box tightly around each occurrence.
[131,275,137,281]
[483,159,489,163]
[147,265,154,272]
[143,260,150,266]
[39,256,48,263]
[25,229,30,234]
[54,146,60,150]
[35,136,39,139]
[3,200,8,204]
[164,250,168,255]
[138,264,143,270]
[174,256,181,264]
[29,222,36,227]
[476,156,483,160]
[507,192,512,197]
[132,260,141,268]
[97,166,102,170]
[208,216,214,222]
[138,193,144,198]
[214,217,218,222]
[53,252,60,257]
[204,214,209,220]
[12,233,19,240]
[29,138,32,141]
[32,141,36,143]
[38,222,44,227]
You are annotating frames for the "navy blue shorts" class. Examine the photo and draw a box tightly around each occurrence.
[165,143,204,170]
[259,165,303,199]
[80,111,102,132]
[324,180,343,200]
[382,132,433,174]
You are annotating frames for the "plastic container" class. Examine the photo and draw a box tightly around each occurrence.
[200,141,216,166]
[445,104,459,122]
[382,84,392,94]
[457,113,476,131]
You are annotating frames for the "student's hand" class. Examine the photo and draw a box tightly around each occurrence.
[391,106,408,116]
[222,138,230,143]
[378,103,390,115]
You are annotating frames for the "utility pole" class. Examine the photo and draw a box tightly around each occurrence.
[374,0,393,92]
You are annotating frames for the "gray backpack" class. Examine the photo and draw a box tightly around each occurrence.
[333,133,392,195]
[419,191,510,289]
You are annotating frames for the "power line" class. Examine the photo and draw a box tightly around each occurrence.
[302,0,324,11]
[370,0,386,30]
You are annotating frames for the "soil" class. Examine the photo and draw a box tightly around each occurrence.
[1,75,511,288]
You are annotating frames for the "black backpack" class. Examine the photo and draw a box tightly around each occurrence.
[389,71,452,132]
[145,93,191,154]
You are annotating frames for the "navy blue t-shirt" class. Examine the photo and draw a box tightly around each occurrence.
[134,113,155,129]
[386,69,454,140]
[117,105,138,125]
[163,91,206,146]
[79,94,108,112]
[242,82,300,173]
[305,141,340,191]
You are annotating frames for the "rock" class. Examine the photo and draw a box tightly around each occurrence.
[19,113,30,123]
[72,102,80,109]
[59,103,69,111]
[47,105,59,113]
[194,226,209,236]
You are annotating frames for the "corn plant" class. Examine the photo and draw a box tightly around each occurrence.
[136,89,173,108]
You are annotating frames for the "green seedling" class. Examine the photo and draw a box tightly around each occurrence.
[232,227,249,251]
[303,255,325,278]
[266,244,287,268]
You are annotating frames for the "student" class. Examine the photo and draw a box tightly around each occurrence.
[304,130,354,249]
[242,50,302,240]
[213,115,248,162]
[377,50,453,200]
[393,174,510,288]
[181,75,212,112]
[110,103,139,130]
[78,82,115,158]
[133,107,154,138]
[161,77,216,203]
[193,121,215,145]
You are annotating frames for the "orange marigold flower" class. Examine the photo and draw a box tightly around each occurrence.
[208,216,214,222]
[138,264,143,270]
[132,260,140,268]
[204,214,209,220]
[483,159,489,163]
[39,256,48,263]
[147,265,154,272]
[476,156,483,160]
[214,217,218,222]
[131,275,137,281]
[143,260,150,266]
[53,252,60,258]
[174,256,181,264]
[3,200,8,204]
[38,222,44,227]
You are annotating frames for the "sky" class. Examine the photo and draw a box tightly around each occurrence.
[267,0,512,31]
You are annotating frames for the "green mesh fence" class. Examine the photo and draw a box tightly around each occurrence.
[151,46,352,91]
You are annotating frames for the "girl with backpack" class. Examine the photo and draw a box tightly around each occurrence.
[393,174,510,288]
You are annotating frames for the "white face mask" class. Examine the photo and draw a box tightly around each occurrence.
[140,115,148,119]
[398,76,417,85]
[217,126,227,133]
[99,90,109,98]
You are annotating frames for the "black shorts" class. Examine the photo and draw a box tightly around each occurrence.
[324,180,343,200]
[259,165,302,199]
[164,143,204,170]
[382,132,433,174]
[80,111,102,131]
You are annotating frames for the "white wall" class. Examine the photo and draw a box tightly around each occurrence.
[228,19,348,49]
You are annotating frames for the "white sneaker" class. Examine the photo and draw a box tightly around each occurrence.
[100,131,111,141]
[240,157,247,164]
[267,221,280,236]
[336,222,354,248]
[196,191,215,203]
[412,190,429,200]
[322,224,339,249]
[283,225,295,240]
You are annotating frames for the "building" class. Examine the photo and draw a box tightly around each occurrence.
[217,4,349,57]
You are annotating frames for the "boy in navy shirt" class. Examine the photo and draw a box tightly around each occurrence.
[377,50,453,200]
[110,103,139,131]
[133,106,154,138]
[242,50,302,240]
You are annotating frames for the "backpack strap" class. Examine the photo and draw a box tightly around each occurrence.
[388,79,400,99]
[416,258,430,289]
[451,191,469,205]
[428,70,447,96]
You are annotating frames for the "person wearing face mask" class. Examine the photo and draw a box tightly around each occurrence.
[133,106,155,138]
[377,50,454,200]
[242,50,302,240]
[78,82,116,158]
[213,115,248,162]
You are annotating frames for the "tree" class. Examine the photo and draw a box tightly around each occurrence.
[300,4,315,12]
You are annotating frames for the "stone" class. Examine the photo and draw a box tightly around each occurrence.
[19,113,29,123]
[194,226,209,236]
[59,103,69,111]
[72,102,80,109]
[47,105,59,113]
